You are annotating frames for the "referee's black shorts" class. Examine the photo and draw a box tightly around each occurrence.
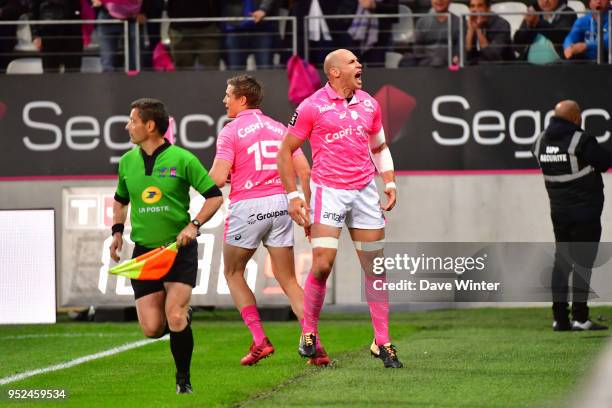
[130,240,198,300]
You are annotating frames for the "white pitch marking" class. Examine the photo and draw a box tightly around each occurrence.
[0,336,168,385]
[0,333,140,340]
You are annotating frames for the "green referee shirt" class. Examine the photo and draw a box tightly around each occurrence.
[115,141,216,248]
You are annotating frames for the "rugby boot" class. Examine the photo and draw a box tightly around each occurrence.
[373,342,403,368]
[240,337,275,366]
[176,372,193,394]
[298,332,317,358]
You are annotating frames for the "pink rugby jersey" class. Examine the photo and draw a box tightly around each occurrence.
[216,109,302,203]
[287,82,382,190]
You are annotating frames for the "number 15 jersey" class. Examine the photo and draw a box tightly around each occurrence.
[215,109,303,203]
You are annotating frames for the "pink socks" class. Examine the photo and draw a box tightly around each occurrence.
[365,274,390,345]
[240,305,266,345]
[302,272,327,334]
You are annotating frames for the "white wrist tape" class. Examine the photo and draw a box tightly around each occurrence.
[287,191,300,200]
[372,147,394,173]
[385,182,396,190]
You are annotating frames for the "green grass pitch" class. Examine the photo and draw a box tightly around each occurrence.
[0,307,609,407]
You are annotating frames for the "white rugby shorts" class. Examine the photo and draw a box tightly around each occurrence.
[224,193,293,249]
[310,179,385,229]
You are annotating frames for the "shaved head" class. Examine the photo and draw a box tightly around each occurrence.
[323,48,357,78]
[324,49,352,78]
[322,49,363,97]
[554,100,581,125]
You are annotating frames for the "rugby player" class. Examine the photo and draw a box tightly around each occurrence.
[277,49,403,368]
[208,75,327,366]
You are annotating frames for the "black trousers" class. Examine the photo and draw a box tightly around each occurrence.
[551,219,602,323]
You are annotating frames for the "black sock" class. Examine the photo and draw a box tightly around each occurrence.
[170,325,193,376]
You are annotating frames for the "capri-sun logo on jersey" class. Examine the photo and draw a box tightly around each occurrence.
[325,125,365,143]
[141,186,162,204]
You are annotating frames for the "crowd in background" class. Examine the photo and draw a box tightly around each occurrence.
[0,0,608,73]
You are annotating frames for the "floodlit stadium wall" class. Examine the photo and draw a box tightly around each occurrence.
[1,66,612,307]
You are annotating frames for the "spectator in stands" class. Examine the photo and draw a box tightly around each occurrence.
[513,0,576,64]
[141,0,163,70]
[465,0,514,63]
[0,0,26,72]
[222,0,279,70]
[401,0,459,67]
[167,0,220,70]
[92,0,155,72]
[30,0,83,72]
[348,0,398,67]
[286,0,357,66]
[563,0,609,61]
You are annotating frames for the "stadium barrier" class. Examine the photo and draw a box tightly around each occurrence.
[0,16,299,73]
[2,9,611,72]
[306,10,609,67]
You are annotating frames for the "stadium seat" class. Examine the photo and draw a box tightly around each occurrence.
[81,56,103,73]
[160,10,171,45]
[385,51,404,68]
[448,3,470,16]
[567,0,586,12]
[246,54,257,71]
[491,2,527,38]
[14,15,37,52]
[392,4,415,44]
[6,58,43,74]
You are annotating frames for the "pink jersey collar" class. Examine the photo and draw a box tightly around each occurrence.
[323,82,361,105]
[236,108,263,118]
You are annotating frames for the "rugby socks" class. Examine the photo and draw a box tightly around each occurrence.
[241,305,266,345]
[302,271,327,334]
[170,325,193,376]
[365,273,390,346]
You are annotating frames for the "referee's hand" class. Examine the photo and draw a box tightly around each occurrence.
[176,223,198,248]
[109,233,123,263]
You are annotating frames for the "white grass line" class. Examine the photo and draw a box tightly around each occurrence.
[0,336,168,386]
[0,333,140,340]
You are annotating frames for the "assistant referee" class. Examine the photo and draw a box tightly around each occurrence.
[110,98,223,393]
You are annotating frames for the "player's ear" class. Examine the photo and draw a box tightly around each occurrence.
[240,95,248,107]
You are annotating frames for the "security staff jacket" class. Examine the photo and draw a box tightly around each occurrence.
[532,116,611,223]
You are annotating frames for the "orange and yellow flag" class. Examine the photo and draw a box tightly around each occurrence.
[109,242,178,280]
